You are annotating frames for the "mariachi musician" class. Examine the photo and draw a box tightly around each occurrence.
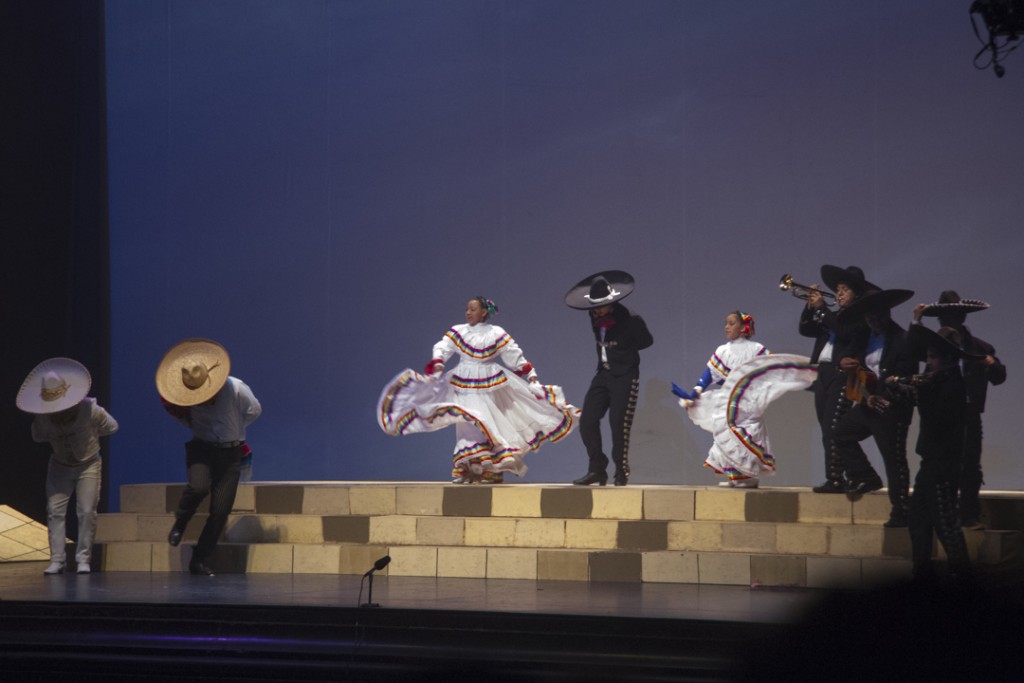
[903,324,978,581]
[913,291,1006,529]
[831,287,917,527]
[796,265,873,494]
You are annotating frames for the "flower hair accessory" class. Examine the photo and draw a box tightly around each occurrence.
[484,299,498,318]
[738,311,755,338]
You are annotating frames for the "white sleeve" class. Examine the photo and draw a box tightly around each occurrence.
[497,331,533,377]
[431,330,458,364]
[30,416,49,444]
[90,400,119,437]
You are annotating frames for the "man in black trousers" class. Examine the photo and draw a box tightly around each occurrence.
[831,288,917,527]
[798,265,873,494]
[914,291,1006,529]
[157,339,262,576]
[565,271,653,487]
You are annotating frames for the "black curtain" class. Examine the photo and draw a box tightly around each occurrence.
[0,0,109,528]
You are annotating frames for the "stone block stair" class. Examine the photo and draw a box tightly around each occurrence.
[93,483,1024,588]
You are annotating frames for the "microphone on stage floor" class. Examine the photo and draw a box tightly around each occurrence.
[359,555,391,609]
[363,554,391,577]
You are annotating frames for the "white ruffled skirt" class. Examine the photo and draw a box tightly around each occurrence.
[686,354,817,481]
[377,366,579,480]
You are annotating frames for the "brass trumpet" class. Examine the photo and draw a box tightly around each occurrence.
[779,274,836,305]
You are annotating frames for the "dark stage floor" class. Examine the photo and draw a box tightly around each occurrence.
[2,562,1022,682]
[0,561,821,682]
[0,561,815,622]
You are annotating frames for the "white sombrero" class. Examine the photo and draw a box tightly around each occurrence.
[16,358,92,414]
[155,338,231,406]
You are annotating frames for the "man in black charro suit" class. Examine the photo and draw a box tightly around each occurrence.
[565,271,653,487]
[798,265,873,494]
[831,288,917,527]
[913,291,1006,529]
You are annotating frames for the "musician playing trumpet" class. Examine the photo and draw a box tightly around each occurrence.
[797,265,874,494]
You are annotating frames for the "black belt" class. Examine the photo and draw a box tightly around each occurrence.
[196,439,242,449]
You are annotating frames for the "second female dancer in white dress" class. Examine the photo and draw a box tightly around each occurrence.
[377,297,579,483]
[675,311,816,488]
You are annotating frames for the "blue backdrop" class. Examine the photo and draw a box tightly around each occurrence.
[105,1,1023,509]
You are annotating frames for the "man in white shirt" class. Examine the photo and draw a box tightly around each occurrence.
[156,339,261,576]
[17,358,118,575]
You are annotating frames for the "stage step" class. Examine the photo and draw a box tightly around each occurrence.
[93,483,1024,587]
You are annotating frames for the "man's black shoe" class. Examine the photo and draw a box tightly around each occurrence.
[812,480,846,494]
[572,471,608,486]
[884,515,908,528]
[846,478,883,495]
[168,527,183,547]
[189,562,215,576]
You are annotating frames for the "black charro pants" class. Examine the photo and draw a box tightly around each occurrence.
[813,362,851,483]
[174,440,242,564]
[958,411,984,523]
[580,369,639,477]
[834,404,911,515]
[909,458,969,578]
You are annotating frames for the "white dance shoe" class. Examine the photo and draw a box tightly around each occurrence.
[718,478,759,488]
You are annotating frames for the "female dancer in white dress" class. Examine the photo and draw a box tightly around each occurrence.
[677,311,817,488]
[378,297,579,483]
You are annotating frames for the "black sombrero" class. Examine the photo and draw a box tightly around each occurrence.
[920,290,990,317]
[838,288,914,322]
[565,270,635,310]
[820,265,879,296]
[908,324,984,361]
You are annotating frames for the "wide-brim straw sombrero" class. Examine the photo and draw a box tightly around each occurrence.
[16,357,92,414]
[564,270,635,310]
[156,338,231,406]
